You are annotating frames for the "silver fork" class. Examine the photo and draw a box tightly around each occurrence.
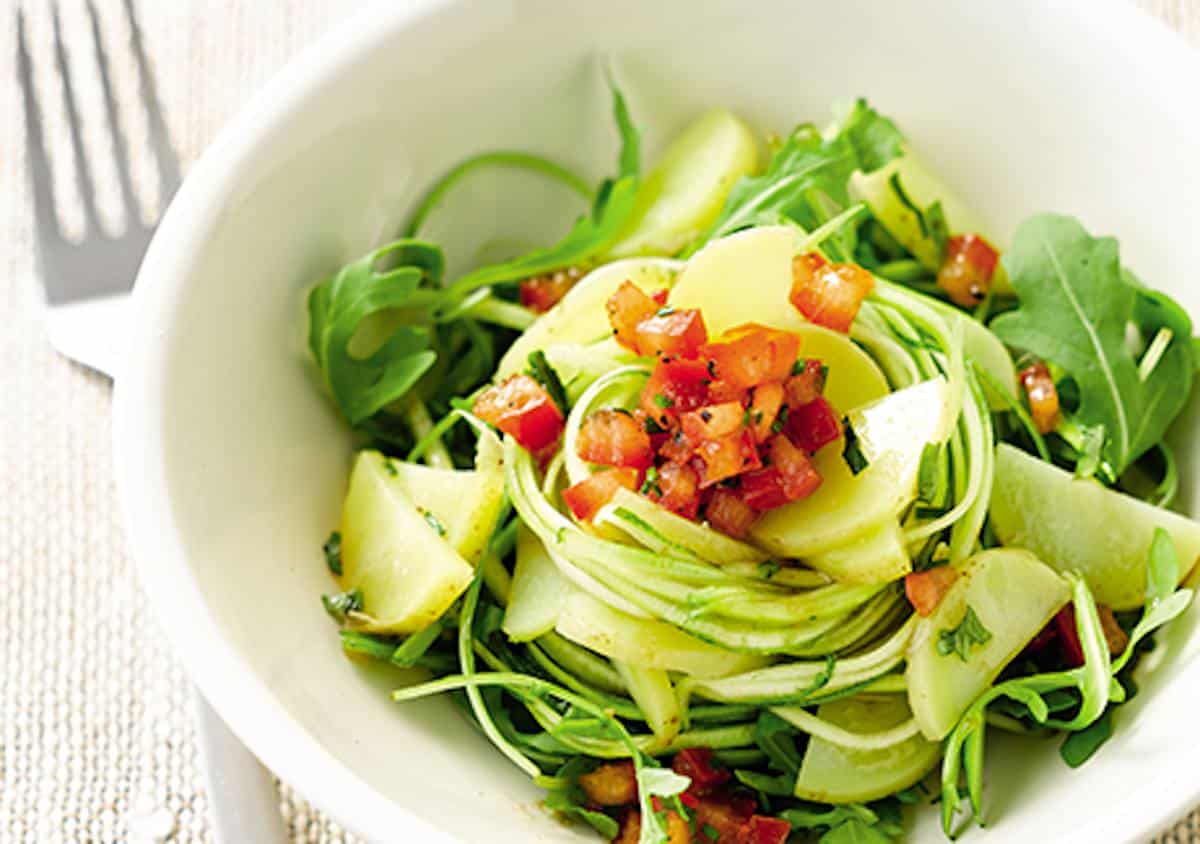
[17,3,288,842]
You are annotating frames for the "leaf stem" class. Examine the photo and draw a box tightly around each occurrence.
[403,398,453,468]
[462,295,538,331]
[405,151,591,239]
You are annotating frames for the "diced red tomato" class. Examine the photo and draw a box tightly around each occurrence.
[657,428,694,465]
[785,397,841,454]
[672,748,731,795]
[905,565,960,616]
[681,401,746,443]
[706,378,749,405]
[607,280,659,351]
[785,359,827,407]
[1019,362,1061,435]
[1053,605,1086,668]
[705,488,759,537]
[790,253,874,333]
[651,289,669,307]
[748,382,785,442]
[679,792,700,811]
[640,358,711,428]
[634,308,708,358]
[737,468,791,511]
[473,374,564,451]
[561,468,639,522]
[937,234,1000,309]
[692,794,755,844]
[746,815,792,844]
[645,461,701,519]
[577,409,654,469]
[768,435,823,500]
[695,430,760,487]
[576,760,637,806]
[518,267,582,313]
[702,324,801,392]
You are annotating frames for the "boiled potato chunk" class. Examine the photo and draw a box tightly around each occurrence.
[669,225,803,336]
[496,258,679,378]
[849,146,1011,294]
[340,451,475,634]
[906,548,1069,740]
[606,108,760,258]
[555,591,768,679]
[990,443,1200,609]
[753,378,953,557]
[794,694,940,804]
[387,430,505,563]
[502,525,573,642]
[805,519,910,584]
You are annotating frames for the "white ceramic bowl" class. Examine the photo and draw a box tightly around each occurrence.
[114,1,1200,841]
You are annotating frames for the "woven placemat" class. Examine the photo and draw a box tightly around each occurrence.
[0,2,1197,842]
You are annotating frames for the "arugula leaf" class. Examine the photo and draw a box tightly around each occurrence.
[820,817,901,844]
[833,99,904,173]
[308,241,442,425]
[636,762,691,844]
[541,758,620,839]
[991,214,1195,475]
[1147,526,1179,610]
[322,530,343,576]
[1059,707,1113,768]
[754,711,804,776]
[937,605,992,661]
[734,768,794,797]
[696,125,859,247]
[308,78,640,432]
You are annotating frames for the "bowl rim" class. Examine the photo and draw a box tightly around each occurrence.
[112,0,458,841]
[112,0,1200,842]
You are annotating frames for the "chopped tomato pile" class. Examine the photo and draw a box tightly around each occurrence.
[575,749,791,844]
[473,373,564,451]
[936,233,1000,309]
[904,565,959,616]
[561,279,846,538]
[1023,603,1129,668]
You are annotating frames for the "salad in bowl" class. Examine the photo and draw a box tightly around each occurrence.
[304,80,1198,843]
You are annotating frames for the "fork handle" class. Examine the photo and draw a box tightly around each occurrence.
[45,292,130,378]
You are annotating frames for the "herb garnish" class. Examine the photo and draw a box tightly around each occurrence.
[321,589,363,623]
[322,530,343,576]
[526,350,569,415]
[937,606,992,662]
[841,419,869,475]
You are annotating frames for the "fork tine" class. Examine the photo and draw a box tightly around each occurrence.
[51,0,102,234]
[84,0,139,224]
[122,0,181,206]
[16,6,63,249]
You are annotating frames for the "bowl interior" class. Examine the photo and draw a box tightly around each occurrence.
[122,1,1200,841]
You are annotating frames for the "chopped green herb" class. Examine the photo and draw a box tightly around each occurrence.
[526,350,570,415]
[841,419,869,475]
[791,358,807,376]
[322,530,343,576]
[643,415,666,434]
[937,605,992,661]
[321,589,363,624]
[654,393,674,409]
[701,822,722,842]
[420,508,448,537]
[758,559,782,579]
[655,305,676,317]
[640,467,663,497]
[771,405,789,434]
[383,459,399,477]
[742,408,753,428]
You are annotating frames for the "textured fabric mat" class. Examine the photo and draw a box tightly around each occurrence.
[0,1,1197,842]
